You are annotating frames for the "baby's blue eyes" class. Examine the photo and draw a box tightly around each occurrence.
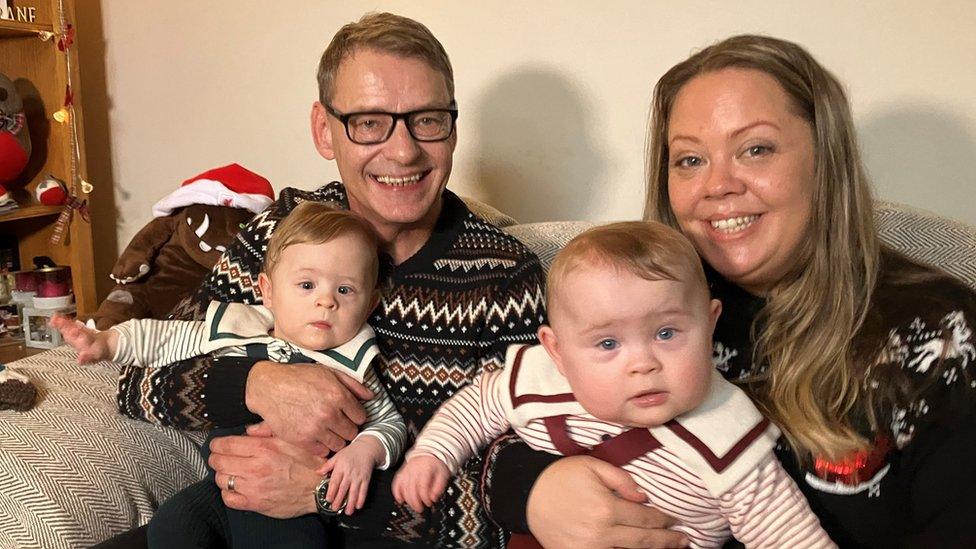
[597,330,674,349]
[297,282,355,294]
[598,339,619,351]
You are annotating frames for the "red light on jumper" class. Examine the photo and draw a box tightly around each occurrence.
[813,436,891,485]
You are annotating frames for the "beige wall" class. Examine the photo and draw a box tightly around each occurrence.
[77,0,976,290]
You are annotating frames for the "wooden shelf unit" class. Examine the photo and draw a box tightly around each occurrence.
[0,0,96,320]
[0,203,61,221]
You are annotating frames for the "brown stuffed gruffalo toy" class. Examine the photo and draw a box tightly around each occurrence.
[91,164,273,330]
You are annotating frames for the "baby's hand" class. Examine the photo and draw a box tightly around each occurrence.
[49,314,115,364]
[317,435,384,515]
[392,454,450,514]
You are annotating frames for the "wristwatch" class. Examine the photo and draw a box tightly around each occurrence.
[314,474,345,517]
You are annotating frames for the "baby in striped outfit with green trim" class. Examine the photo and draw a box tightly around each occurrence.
[52,202,405,548]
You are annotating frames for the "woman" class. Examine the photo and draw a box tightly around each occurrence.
[488,35,976,548]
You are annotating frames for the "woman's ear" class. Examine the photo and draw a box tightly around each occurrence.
[538,325,567,377]
[258,272,274,311]
[311,102,336,160]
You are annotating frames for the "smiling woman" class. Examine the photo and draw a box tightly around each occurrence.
[664,68,816,296]
[646,35,880,463]
[641,34,976,547]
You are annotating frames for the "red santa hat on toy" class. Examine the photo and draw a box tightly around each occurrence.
[152,163,274,218]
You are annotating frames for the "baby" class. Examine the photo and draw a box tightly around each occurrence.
[53,201,405,547]
[393,221,834,549]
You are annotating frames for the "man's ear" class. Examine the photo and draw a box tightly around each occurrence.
[311,102,336,160]
[258,272,274,311]
[538,325,567,377]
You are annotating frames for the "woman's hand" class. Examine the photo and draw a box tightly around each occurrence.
[208,433,326,519]
[244,361,373,453]
[527,456,689,549]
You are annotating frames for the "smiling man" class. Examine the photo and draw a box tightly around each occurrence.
[110,13,546,549]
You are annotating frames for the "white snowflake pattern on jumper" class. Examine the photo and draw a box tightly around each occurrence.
[907,310,974,374]
[712,342,739,372]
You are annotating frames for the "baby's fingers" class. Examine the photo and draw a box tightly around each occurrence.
[392,475,405,504]
[331,476,351,513]
[405,487,426,514]
[344,480,366,515]
[421,475,440,508]
[326,470,342,505]
[427,474,448,505]
[49,314,70,330]
[55,319,80,340]
[317,459,335,477]
[396,479,417,512]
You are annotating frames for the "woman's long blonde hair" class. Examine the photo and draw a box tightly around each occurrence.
[643,35,880,460]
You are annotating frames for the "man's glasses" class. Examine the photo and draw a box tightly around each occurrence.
[325,104,458,145]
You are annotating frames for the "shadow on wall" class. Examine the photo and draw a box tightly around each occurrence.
[75,0,120,302]
[476,68,604,223]
[860,105,976,226]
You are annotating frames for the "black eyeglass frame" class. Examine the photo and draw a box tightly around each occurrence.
[324,104,459,145]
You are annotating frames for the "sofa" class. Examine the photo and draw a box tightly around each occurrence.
[1,199,974,548]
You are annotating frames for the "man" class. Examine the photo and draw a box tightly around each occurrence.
[114,12,545,548]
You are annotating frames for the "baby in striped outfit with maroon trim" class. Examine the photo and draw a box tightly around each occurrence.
[393,221,834,548]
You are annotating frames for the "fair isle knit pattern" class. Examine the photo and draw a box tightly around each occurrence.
[117,182,547,548]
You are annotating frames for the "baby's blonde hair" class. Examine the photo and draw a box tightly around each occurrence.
[547,221,708,319]
[264,201,380,286]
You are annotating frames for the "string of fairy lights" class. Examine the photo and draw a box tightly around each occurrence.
[31,0,90,244]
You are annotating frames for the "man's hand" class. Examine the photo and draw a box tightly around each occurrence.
[244,361,373,452]
[527,456,689,549]
[392,454,451,513]
[50,314,117,364]
[209,434,325,519]
[316,435,385,515]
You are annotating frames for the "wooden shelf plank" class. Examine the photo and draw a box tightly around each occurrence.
[0,19,54,38]
[0,204,62,223]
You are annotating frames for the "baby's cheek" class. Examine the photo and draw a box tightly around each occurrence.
[689,365,713,405]
[575,384,623,422]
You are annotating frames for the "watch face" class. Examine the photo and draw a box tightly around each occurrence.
[315,476,330,508]
[315,475,344,516]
